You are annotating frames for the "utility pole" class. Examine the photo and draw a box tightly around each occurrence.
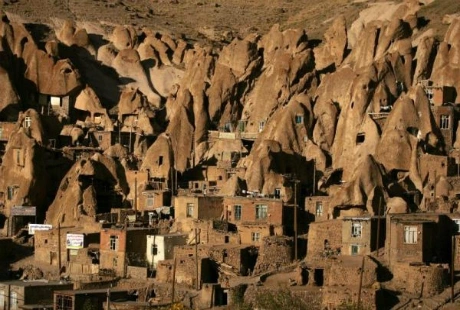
[172,257,177,305]
[375,198,382,257]
[134,171,138,212]
[452,235,455,303]
[195,228,200,290]
[357,256,365,308]
[106,287,110,310]
[58,222,61,276]
[294,179,298,261]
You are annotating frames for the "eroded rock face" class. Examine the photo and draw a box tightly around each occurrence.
[314,15,347,71]
[45,154,128,228]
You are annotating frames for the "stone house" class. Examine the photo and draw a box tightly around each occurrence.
[0,280,73,310]
[305,195,331,222]
[146,233,187,268]
[174,195,224,220]
[385,213,453,266]
[306,220,342,262]
[99,227,151,277]
[174,245,218,288]
[341,216,385,256]
[431,104,456,150]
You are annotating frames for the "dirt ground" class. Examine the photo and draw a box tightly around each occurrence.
[1,0,374,42]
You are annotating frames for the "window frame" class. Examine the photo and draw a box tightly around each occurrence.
[440,115,450,129]
[404,225,418,244]
[351,221,362,238]
[234,205,242,221]
[109,235,119,251]
[255,205,268,220]
[315,201,323,217]
[251,232,260,242]
[186,203,194,218]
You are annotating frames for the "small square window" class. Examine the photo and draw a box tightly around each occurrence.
[404,226,418,244]
[315,201,323,217]
[251,232,260,242]
[295,114,304,124]
[234,205,242,221]
[351,222,362,238]
[255,205,268,219]
[110,235,119,251]
[186,203,194,218]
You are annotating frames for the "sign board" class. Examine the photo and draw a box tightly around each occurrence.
[11,206,36,216]
[28,224,52,235]
[66,233,84,249]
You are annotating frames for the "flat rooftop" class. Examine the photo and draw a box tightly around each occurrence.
[0,280,72,287]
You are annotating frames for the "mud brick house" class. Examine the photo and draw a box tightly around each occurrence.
[53,288,130,310]
[341,216,385,256]
[174,195,224,220]
[305,195,331,222]
[99,227,152,277]
[146,234,187,268]
[0,280,73,310]
[385,213,453,266]
[237,222,284,244]
[223,196,285,226]
[34,228,100,268]
[432,104,456,150]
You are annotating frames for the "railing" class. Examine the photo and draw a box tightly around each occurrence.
[368,112,390,119]
[208,130,259,141]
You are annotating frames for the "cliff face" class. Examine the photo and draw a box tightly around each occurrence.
[1,0,460,229]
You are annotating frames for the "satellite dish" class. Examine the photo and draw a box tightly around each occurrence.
[242,190,246,194]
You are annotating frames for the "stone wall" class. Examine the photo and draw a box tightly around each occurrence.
[307,220,342,261]
[253,236,293,275]
[390,262,446,298]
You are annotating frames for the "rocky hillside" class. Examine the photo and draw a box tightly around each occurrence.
[0,0,460,229]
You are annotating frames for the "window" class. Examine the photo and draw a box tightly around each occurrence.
[351,221,362,238]
[159,156,163,165]
[24,116,31,128]
[98,134,103,141]
[0,127,3,139]
[351,245,359,255]
[259,121,266,132]
[234,205,242,221]
[454,219,460,233]
[110,235,119,251]
[274,188,281,199]
[295,114,304,124]
[255,205,268,219]
[10,291,17,310]
[356,133,365,144]
[56,295,73,310]
[146,196,154,208]
[7,186,16,200]
[186,203,194,218]
[14,148,24,166]
[404,226,418,244]
[251,232,260,242]
[151,244,158,255]
[315,201,323,217]
[440,115,450,129]
[50,96,61,106]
